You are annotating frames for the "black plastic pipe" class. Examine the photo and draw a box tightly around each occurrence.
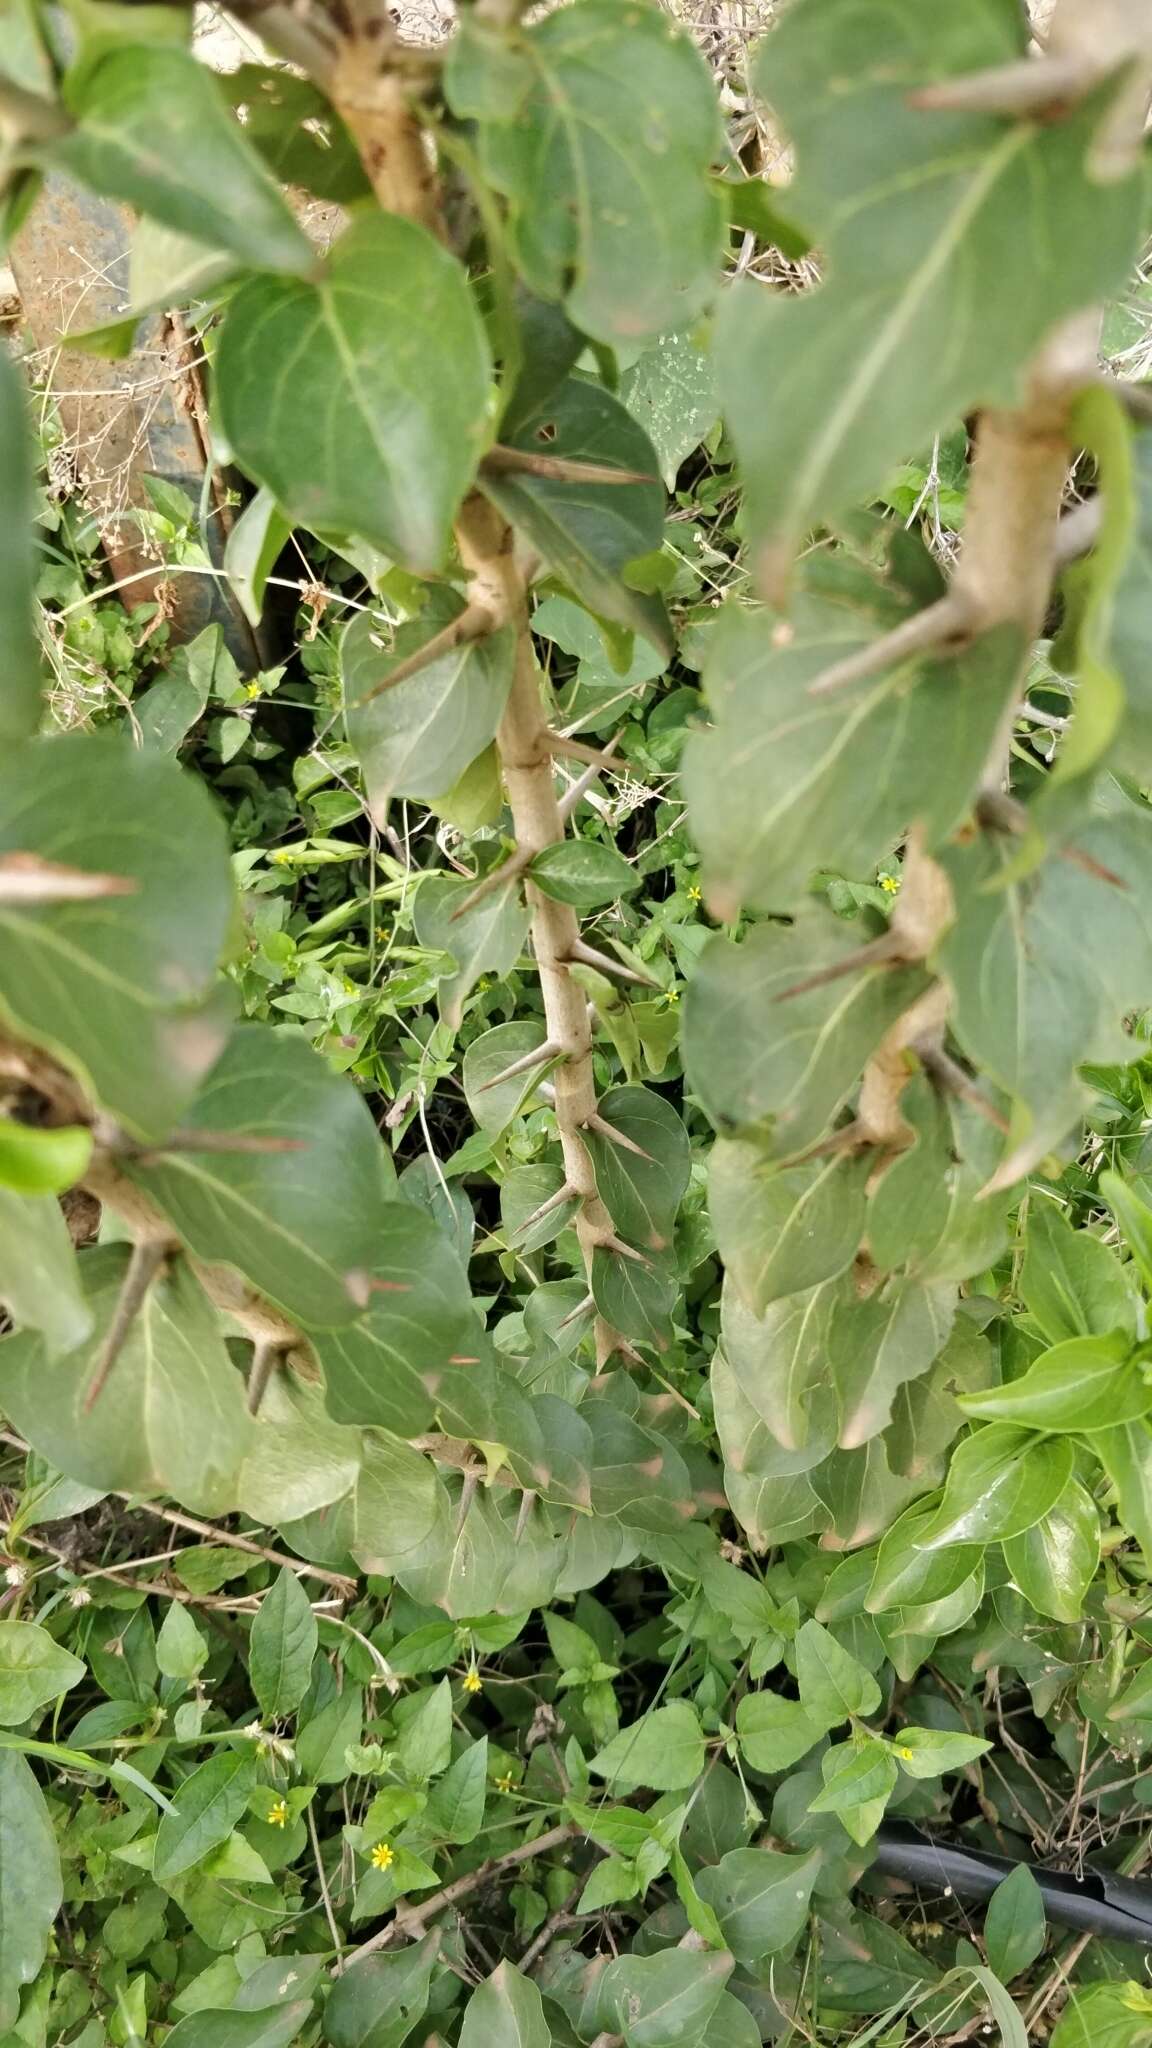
[872,1821,1152,1944]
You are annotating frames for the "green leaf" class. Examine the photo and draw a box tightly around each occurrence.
[0,1245,253,1515]
[415,874,531,1034]
[591,1245,677,1353]
[0,1622,84,1726]
[984,1864,1046,1984]
[155,1603,209,1684]
[1095,1421,1152,1564]
[0,1751,61,2031]
[133,624,232,755]
[866,1502,981,1616]
[127,1023,390,1329]
[832,1282,955,1449]
[1020,1202,1136,1347]
[324,1939,438,2048]
[459,1963,551,2048]
[866,1078,1013,1286]
[682,911,929,1151]
[238,1372,362,1525]
[315,1206,477,1433]
[154,1748,258,1883]
[685,603,1022,917]
[424,1738,487,1845]
[223,65,372,206]
[735,1691,824,1774]
[722,0,1145,574]
[696,1846,819,1962]
[915,1427,1075,1550]
[501,1161,579,1253]
[595,1948,733,2048]
[1001,1480,1099,1625]
[963,1966,1030,2048]
[585,1085,691,1252]
[529,839,640,910]
[590,1702,705,1792]
[464,1022,554,1133]
[1102,1172,1152,1297]
[807,1738,897,1845]
[343,598,516,821]
[225,488,292,631]
[248,1568,317,1722]
[217,213,492,572]
[164,2006,316,2048]
[295,1685,363,1785]
[396,1680,453,1785]
[579,1855,641,1913]
[620,329,717,489]
[1050,1981,1152,2048]
[0,1187,92,1357]
[448,0,723,347]
[0,1121,89,1196]
[719,1276,839,1454]
[711,1139,869,1316]
[794,1619,881,1728]
[480,378,671,653]
[0,343,42,748]
[957,1333,1146,1433]
[0,735,233,1137]
[892,1726,991,1778]
[56,44,312,276]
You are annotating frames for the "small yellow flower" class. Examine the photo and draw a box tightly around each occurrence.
[267,1798,289,1827]
[897,1745,914,1761]
[662,987,680,1007]
[271,848,293,866]
[371,1841,394,1872]
[375,926,392,944]
[687,884,702,902]
[462,1668,483,1696]
[495,1771,516,1796]
[245,681,262,701]
[879,874,900,895]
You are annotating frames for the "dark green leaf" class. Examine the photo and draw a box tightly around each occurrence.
[916,1427,1075,1550]
[590,1702,705,1792]
[154,1748,258,1882]
[248,1568,317,1722]
[217,213,491,571]
[831,1282,955,1449]
[225,489,292,631]
[415,874,531,1034]
[223,66,372,205]
[1001,1479,1099,1624]
[315,1206,477,1433]
[595,1948,733,2048]
[448,0,723,347]
[591,1245,677,1352]
[696,1845,819,1962]
[1019,1201,1137,1346]
[343,598,515,820]
[957,1333,1145,1433]
[734,1691,823,1774]
[585,1085,690,1252]
[710,1138,869,1314]
[0,1622,85,1725]
[57,45,312,276]
[164,2005,315,2048]
[0,1188,92,1357]
[984,1864,1046,1984]
[529,839,640,910]
[808,1737,897,1845]
[481,379,671,653]
[794,1619,881,1727]
[324,1939,438,2048]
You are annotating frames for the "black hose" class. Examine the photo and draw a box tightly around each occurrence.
[872,1821,1152,1945]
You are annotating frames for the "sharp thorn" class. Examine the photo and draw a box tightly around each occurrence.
[449,848,532,921]
[481,444,657,487]
[545,731,630,775]
[907,54,1095,118]
[138,1129,307,1161]
[454,1467,480,1540]
[913,1039,1011,1135]
[247,1338,286,1417]
[345,602,497,710]
[556,730,625,821]
[477,1038,564,1092]
[583,1111,655,1163]
[598,1232,650,1267]
[509,1179,578,1239]
[515,1490,536,1542]
[806,594,973,699]
[566,938,659,990]
[774,935,898,1002]
[0,852,137,904]
[557,1290,595,1331]
[83,1240,169,1412]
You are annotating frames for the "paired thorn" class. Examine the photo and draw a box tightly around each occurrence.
[346,601,497,710]
[914,1039,1011,1136]
[907,53,1095,119]
[583,1111,655,1163]
[556,730,625,823]
[247,1338,288,1417]
[0,852,136,904]
[557,1290,595,1331]
[481,445,657,488]
[477,1037,565,1094]
[83,1239,170,1412]
[975,787,1126,888]
[565,937,659,990]
[546,731,630,775]
[509,1179,578,1240]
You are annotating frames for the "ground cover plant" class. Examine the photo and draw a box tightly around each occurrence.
[5,0,1152,2041]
